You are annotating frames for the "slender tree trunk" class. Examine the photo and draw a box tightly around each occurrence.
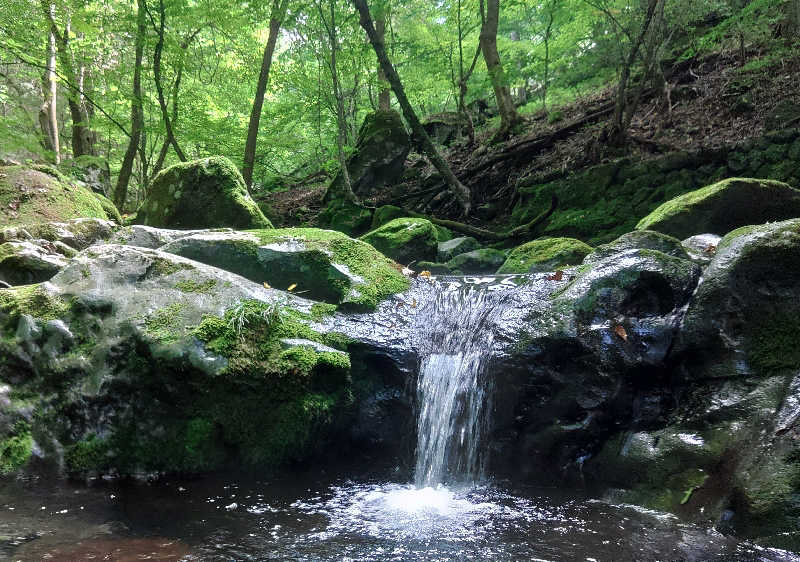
[375,5,391,110]
[607,0,659,146]
[542,9,554,112]
[113,0,146,210]
[479,0,521,142]
[353,0,471,215]
[154,0,186,162]
[321,0,357,203]
[38,7,60,163]
[41,2,95,157]
[242,0,289,188]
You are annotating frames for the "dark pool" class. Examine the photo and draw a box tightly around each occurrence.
[1,463,798,561]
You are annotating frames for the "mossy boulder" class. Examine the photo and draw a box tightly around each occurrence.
[360,218,438,264]
[372,205,454,242]
[679,218,800,380]
[636,178,800,239]
[437,237,481,262]
[134,156,272,230]
[0,245,356,477]
[446,248,506,274]
[162,228,408,310]
[0,164,116,226]
[498,237,592,274]
[584,230,688,264]
[320,111,411,236]
[681,234,722,265]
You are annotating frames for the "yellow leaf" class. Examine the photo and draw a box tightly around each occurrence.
[419,270,431,279]
[263,282,271,289]
[287,283,297,291]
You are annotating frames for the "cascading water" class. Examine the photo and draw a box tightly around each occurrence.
[413,277,519,488]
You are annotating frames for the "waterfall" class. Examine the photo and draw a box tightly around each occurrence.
[413,277,518,488]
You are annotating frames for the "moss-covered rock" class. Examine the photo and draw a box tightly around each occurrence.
[0,241,68,285]
[437,237,481,262]
[636,178,800,239]
[0,164,114,226]
[584,230,688,264]
[134,156,272,230]
[372,205,453,242]
[360,218,438,264]
[446,248,506,274]
[498,237,592,274]
[320,111,411,235]
[162,228,408,310]
[0,218,115,250]
[0,245,359,477]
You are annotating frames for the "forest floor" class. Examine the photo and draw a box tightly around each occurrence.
[262,47,800,232]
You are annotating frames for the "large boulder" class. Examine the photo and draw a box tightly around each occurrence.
[636,178,800,239]
[497,237,592,274]
[134,156,272,230]
[0,164,116,226]
[584,230,688,264]
[319,111,411,235]
[446,248,506,274]
[162,228,408,310]
[0,241,68,285]
[360,218,438,264]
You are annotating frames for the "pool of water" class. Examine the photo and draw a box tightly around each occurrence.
[2,463,798,562]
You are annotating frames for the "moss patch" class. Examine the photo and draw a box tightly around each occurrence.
[175,279,217,294]
[144,302,187,344]
[498,237,592,274]
[0,165,111,226]
[0,422,33,475]
[360,217,438,264]
[0,284,70,328]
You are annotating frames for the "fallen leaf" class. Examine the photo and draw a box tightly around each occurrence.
[547,270,564,281]
[263,282,271,289]
[287,283,297,291]
[419,270,431,279]
[396,301,405,308]
[703,244,717,254]
[411,298,417,309]
[613,324,628,342]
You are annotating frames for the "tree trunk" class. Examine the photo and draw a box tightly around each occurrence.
[480,0,521,142]
[607,0,659,146]
[41,2,96,157]
[38,8,60,163]
[353,0,472,215]
[242,0,289,188]
[321,0,357,203]
[113,0,146,210]
[154,0,186,162]
[375,6,391,110]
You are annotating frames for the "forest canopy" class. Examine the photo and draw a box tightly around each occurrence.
[0,0,797,212]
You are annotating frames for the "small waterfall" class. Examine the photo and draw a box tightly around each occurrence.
[413,277,519,488]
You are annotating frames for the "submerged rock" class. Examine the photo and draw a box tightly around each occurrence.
[636,177,800,239]
[498,237,592,273]
[446,248,506,274]
[437,236,480,262]
[134,156,272,230]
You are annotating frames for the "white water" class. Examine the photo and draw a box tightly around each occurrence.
[413,278,515,488]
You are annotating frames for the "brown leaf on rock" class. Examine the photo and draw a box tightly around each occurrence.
[613,324,628,341]
[547,270,564,281]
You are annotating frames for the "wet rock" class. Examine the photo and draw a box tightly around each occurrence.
[498,237,592,273]
[681,234,721,264]
[584,230,688,264]
[636,178,800,239]
[360,218,439,265]
[110,224,219,249]
[163,228,408,310]
[437,237,480,262]
[134,156,272,230]
[1,218,115,251]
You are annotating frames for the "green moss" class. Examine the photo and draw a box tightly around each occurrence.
[0,422,33,475]
[0,165,110,226]
[310,302,337,320]
[249,228,409,310]
[0,284,70,327]
[135,156,272,230]
[92,192,123,223]
[148,257,194,277]
[746,310,800,375]
[175,279,217,294]
[498,237,592,274]
[144,302,187,344]
[64,435,111,473]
